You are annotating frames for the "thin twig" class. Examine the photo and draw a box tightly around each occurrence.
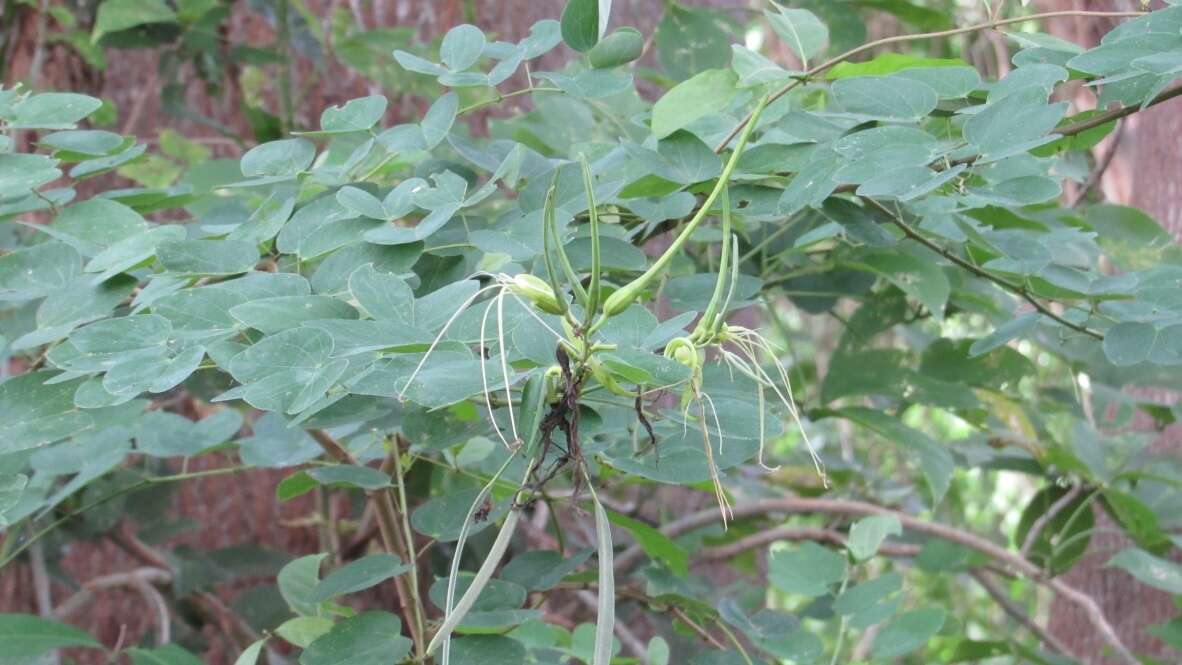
[671,605,726,649]
[391,434,427,657]
[713,9,1147,153]
[698,525,919,560]
[1068,122,1125,208]
[860,197,1104,340]
[310,429,426,658]
[970,569,1074,657]
[616,497,1138,665]
[1056,83,1182,138]
[55,568,172,620]
[1019,484,1084,561]
[108,528,259,652]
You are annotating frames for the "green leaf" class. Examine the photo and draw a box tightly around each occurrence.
[1103,322,1158,366]
[450,636,527,665]
[821,407,953,504]
[969,313,1039,358]
[0,613,101,658]
[429,575,526,612]
[588,27,644,68]
[852,245,950,321]
[0,154,61,200]
[86,225,185,282]
[277,471,318,501]
[833,572,903,622]
[157,239,260,275]
[1086,204,1173,270]
[337,186,387,220]
[768,542,846,597]
[0,242,81,301]
[6,93,103,130]
[0,372,93,454]
[441,24,486,71]
[500,549,594,590]
[852,0,953,31]
[847,514,902,561]
[657,6,732,81]
[128,644,204,665]
[310,554,410,601]
[233,639,268,665]
[412,488,509,542]
[895,66,982,99]
[49,198,148,256]
[278,553,327,616]
[1103,489,1168,550]
[605,509,689,577]
[301,612,411,665]
[964,88,1067,160]
[872,607,946,659]
[92,0,176,42]
[136,410,243,457]
[1106,545,1182,592]
[0,474,29,526]
[651,68,738,139]
[826,52,967,78]
[420,93,459,149]
[318,95,387,134]
[561,0,600,52]
[240,138,316,178]
[348,264,415,324]
[278,616,335,648]
[1014,486,1094,576]
[306,465,391,490]
[831,75,938,120]
[230,295,358,334]
[764,6,828,68]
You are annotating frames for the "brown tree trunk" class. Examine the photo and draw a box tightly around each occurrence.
[1041,3,1182,662]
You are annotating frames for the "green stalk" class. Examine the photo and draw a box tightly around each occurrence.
[541,180,572,319]
[695,187,733,341]
[592,95,770,332]
[544,171,589,309]
[391,444,426,659]
[275,0,295,134]
[718,235,741,334]
[580,156,602,324]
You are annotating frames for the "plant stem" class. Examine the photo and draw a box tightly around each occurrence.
[458,86,563,115]
[1055,82,1182,137]
[0,466,247,569]
[829,571,851,665]
[713,9,1147,153]
[391,435,427,657]
[715,620,754,665]
[310,430,426,657]
[275,0,295,134]
[970,569,1073,656]
[581,156,602,324]
[591,95,770,332]
[616,496,1137,665]
[860,197,1105,340]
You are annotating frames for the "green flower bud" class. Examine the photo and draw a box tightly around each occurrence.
[510,274,564,315]
[664,337,703,373]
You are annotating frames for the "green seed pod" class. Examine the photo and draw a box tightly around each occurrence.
[601,284,638,317]
[510,274,564,315]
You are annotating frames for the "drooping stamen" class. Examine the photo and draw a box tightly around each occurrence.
[398,282,500,401]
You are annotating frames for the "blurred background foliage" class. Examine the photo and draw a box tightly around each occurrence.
[1,1,1181,664]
